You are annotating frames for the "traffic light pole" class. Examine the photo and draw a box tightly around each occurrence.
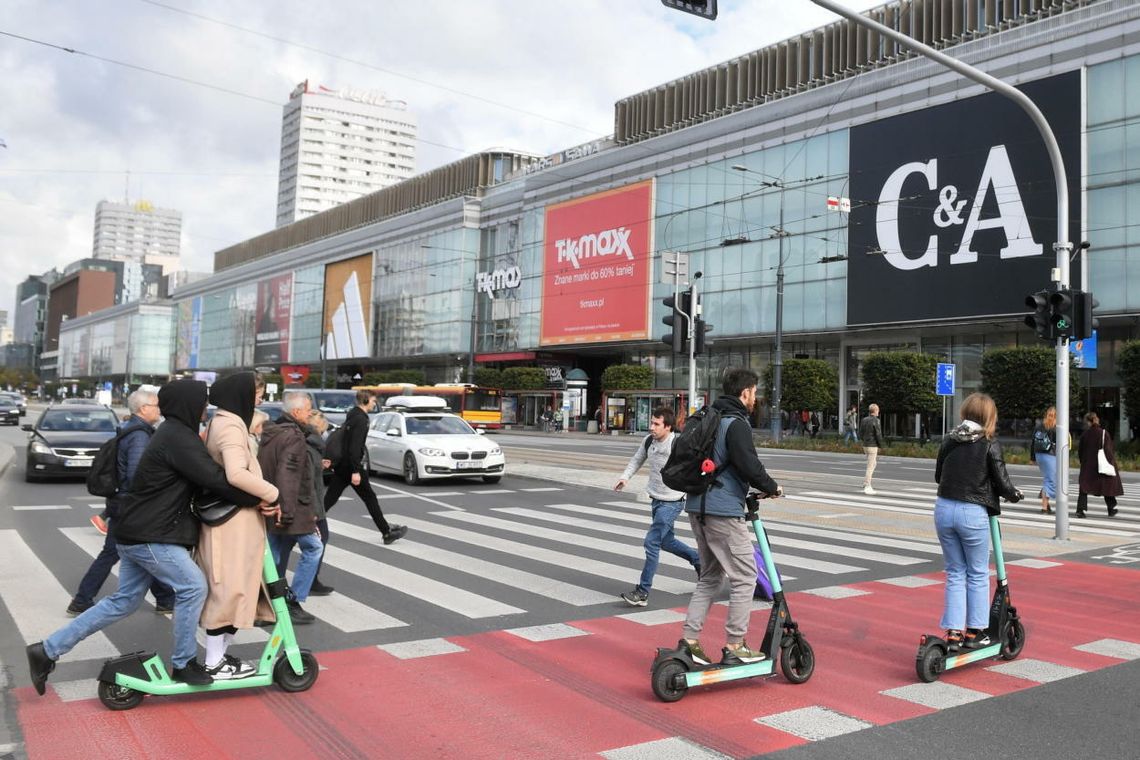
[688,276,699,415]
[810,0,1072,539]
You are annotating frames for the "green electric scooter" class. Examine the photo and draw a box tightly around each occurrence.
[96,542,319,710]
[915,513,1026,682]
[650,491,815,702]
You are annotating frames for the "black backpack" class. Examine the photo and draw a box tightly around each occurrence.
[324,426,347,467]
[86,427,134,497]
[661,405,723,494]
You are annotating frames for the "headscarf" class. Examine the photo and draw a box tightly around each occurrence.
[158,379,208,430]
[209,372,257,429]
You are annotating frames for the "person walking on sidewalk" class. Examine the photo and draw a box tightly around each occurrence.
[1029,406,1058,514]
[67,387,176,617]
[679,368,782,667]
[615,406,700,607]
[323,390,407,545]
[1076,411,1124,518]
[859,403,885,495]
[843,404,859,444]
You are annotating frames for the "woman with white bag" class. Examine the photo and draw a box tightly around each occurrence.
[1076,411,1123,518]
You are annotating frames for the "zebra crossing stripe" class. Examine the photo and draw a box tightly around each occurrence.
[327,518,615,606]
[600,737,727,759]
[756,706,873,741]
[0,529,118,658]
[284,570,407,632]
[391,513,692,595]
[12,505,70,511]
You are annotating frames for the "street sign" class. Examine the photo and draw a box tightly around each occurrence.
[1070,330,1098,369]
[936,363,955,396]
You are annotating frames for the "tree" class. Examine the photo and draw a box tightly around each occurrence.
[601,364,653,390]
[763,358,837,412]
[1117,341,1140,420]
[472,367,504,388]
[861,352,940,416]
[980,346,1079,420]
[500,367,547,390]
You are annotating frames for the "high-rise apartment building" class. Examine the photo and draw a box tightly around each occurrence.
[275,80,417,228]
[92,199,182,274]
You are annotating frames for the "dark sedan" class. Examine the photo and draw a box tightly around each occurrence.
[23,404,122,482]
[0,398,19,426]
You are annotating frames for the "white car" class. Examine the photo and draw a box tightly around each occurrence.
[365,396,505,485]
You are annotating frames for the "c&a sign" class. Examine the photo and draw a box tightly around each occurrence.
[846,71,1080,326]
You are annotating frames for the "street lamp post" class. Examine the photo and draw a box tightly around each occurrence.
[808,0,1073,539]
[468,279,477,383]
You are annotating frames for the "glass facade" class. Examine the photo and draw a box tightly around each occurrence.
[58,304,172,379]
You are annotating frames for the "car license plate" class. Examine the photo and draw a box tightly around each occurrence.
[65,458,93,468]
[456,461,479,469]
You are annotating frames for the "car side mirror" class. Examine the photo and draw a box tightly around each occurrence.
[475,429,485,435]
[21,424,33,432]
[386,428,401,437]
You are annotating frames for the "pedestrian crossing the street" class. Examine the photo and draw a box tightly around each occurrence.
[0,482,962,670]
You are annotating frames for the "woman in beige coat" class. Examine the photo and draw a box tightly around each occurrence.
[198,372,280,680]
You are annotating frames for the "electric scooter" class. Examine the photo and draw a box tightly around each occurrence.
[650,491,815,702]
[96,542,319,710]
[915,513,1025,682]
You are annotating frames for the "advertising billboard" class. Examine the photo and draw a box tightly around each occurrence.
[846,71,1081,326]
[540,180,654,346]
[175,296,202,370]
[323,253,374,360]
[254,272,294,364]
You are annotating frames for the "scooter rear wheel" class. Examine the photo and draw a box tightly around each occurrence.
[916,644,944,683]
[780,636,815,684]
[98,681,144,711]
[273,650,319,693]
[1000,618,1026,660]
[651,659,688,702]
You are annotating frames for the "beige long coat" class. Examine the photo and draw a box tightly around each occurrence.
[198,409,280,629]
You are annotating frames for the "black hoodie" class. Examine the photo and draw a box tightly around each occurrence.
[209,372,256,429]
[114,379,263,547]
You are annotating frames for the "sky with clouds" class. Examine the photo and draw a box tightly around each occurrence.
[0,0,880,323]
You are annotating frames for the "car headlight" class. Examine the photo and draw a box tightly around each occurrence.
[488,447,502,456]
[30,440,52,455]
[417,447,447,457]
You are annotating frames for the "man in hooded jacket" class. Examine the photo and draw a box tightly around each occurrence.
[26,379,265,695]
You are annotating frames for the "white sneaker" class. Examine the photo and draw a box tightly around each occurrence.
[205,654,257,680]
[863,486,876,495]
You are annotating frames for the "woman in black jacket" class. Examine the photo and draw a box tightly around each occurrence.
[1076,411,1124,518]
[933,393,1022,652]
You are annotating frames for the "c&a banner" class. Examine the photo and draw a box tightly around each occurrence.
[540,180,654,346]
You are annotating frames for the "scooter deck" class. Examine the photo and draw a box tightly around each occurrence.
[683,658,776,687]
[942,642,1003,669]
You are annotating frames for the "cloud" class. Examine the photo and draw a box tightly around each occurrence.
[0,0,879,323]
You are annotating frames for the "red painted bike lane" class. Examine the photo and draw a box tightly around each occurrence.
[15,559,1140,759]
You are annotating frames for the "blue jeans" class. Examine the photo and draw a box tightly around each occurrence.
[45,542,206,669]
[933,497,991,631]
[843,426,857,443]
[1035,453,1057,499]
[269,532,324,603]
[74,527,175,608]
[637,499,700,592]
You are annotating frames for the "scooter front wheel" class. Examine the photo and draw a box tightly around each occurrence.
[916,644,944,683]
[651,659,689,702]
[273,650,320,693]
[1000,618,1026,660]
[780,636,815,684]
[98,681,144,711]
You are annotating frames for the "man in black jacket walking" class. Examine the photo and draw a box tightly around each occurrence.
[27,379,266,695]
[322,390,407,545]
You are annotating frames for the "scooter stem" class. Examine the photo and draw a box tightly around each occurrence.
[990,516,1007,584]
[751,515,783,595]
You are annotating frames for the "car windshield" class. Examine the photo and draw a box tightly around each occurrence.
[310,392,356,413]
[404,415,474,435]
[38,409,119,432]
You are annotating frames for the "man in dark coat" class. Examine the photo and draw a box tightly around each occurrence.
[322,390,407,545]
[67,387,175,616]
[27,379,265,695]
[1076,411,1124,518]
[259,390,322,623]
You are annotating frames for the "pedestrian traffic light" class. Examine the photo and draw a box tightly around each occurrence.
[694,318,712,353]
[1073,290,1100,340]
[660,0,718,20]
[1024,290,1052,341]
[1049,288,1076,340]
[662,289,691,354]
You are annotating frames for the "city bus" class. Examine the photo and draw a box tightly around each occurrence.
[353,383,504,429]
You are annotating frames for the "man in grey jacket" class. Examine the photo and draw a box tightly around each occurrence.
[615,406,700,607]
[859,403,885,495]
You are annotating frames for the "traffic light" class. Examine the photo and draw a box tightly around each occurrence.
[662,289,691,354]
[694,318,712,353]
[1049,288,1076,340]
[1024,290,1052,341]
[1073,290,1100,340]
[660,0,718,20]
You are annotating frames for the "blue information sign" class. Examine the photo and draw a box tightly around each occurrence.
[936,363,956,396]
[1070,330,1098,369]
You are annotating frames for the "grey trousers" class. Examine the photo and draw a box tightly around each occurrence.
[682,513,758,645]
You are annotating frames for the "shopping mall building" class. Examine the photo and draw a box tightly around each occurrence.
[61,0,1140,434]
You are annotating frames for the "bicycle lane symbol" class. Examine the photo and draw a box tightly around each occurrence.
[1090,542,1140,565]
